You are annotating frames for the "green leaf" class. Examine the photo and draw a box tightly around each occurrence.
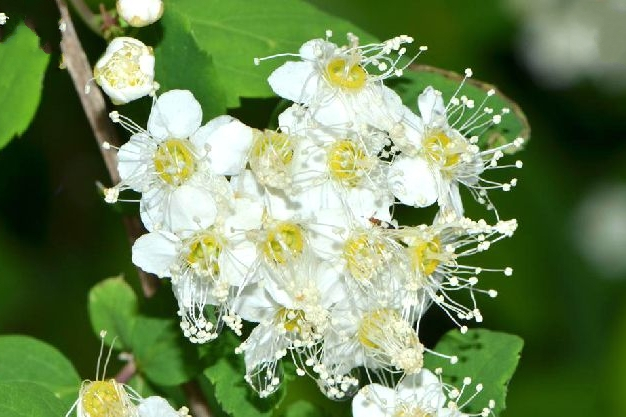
[424,328,524,416]
[0,336,81,409]
[154,9,228,119]
[132,316,200,386]
[0,382,67,417]
[283,400,324,417]
[159,0,376,108]
[395,65,530,153]
[202,332,281,417]
[88,275,138,350]
[0,23,50,150]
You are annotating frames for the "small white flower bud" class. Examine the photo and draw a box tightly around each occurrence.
[93,37,156,104]
[117,0,164,28]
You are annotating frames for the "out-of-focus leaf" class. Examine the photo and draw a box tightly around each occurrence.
[159,0,376,108]
[132,316,200,386]
[0,382,67,417]
[154,9,228,119]
[283,400,324,417]
[0,336,81,409]
[395,66,530,153]
[424,328,524,416]
[0,23,50,150]
[88,276,138,350]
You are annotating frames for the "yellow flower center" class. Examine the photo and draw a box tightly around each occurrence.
[153,139,196,186]
[185,232,222,277]
[423,130,462,168]
[276,308,306,333]
[251,130,294,166]
[81,380,128,417]
[409,237,442,276]
[394,406,434,417]
[263,222,304,264]
[327,140,370,187]
[325,57,367,90]
[343,233,387,282]
[358,309,395,349]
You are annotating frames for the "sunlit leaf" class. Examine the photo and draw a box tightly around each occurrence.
[424,328,524,415]
[88,276,138,350]
[0,23,50,149]
[0,336,81,409]
[159,0,376,108]
[0,382,67,417]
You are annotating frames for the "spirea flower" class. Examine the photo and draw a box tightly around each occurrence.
[388,78,524,218]
[117,0,164,28]
[105,89,253,232]
[352,369,493,417]
[94,37,156,105]
[258,32,426,133]
[0,13,8,25]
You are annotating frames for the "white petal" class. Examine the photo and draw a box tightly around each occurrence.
[138,396,179,417]
[194,116,253,175]
[233,284,276,323]
[387,156,439,207]
[132,231,177,278]
[140,184,217,233]
[148,90,202,140]
[418,86,447,127]
[117,133,151,189]
[268,61,319,103]
[352,384,395,417]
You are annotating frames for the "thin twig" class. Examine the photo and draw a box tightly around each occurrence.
[55,0,160,297]
[55,4,214,417]
[183,381,213,417]
[67,0,101,35]
[114,358,137,384]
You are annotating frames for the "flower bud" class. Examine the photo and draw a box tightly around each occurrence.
[116,0,163,28]
[93,37,156,105]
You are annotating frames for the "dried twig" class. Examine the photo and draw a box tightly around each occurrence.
[55,0,160,296]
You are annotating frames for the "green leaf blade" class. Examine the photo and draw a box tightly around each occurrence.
[0,382,67,417]
[424,328,524,415]
[88,275,138,350]
[0,23,50,149]
[0,335,81,409]
[132,316,201,386]
[160,0,376,108]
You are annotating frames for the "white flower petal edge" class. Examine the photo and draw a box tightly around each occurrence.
[137,396,181,417]
[387,156,438,207]
[147,90,202,140]
[132,231,177,277]
[193,116,254,175]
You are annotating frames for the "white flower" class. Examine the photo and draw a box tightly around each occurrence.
[107,89,253,233]
[261,33,424,133]
[94,37,156,104]
[278,105,394,222]
[0,13,8,25]
[321,306,425,386]
[117,0,164,27]
[389,84,524,218]
[233,255,346,397]
[390,216,517,329]
[352,370,467,417]
[131,192,263,343]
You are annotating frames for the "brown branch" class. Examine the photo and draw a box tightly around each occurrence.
[67,0,101,35]
[55,4,214,417]
[55,0,160,297]
[183,381,213,417]
[114,357,137,384]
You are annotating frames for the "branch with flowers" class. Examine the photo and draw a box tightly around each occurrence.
[0,1,527,416]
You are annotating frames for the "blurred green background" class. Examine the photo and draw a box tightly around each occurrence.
[1,0,626,416]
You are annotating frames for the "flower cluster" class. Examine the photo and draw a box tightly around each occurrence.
[104,31,523,411]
